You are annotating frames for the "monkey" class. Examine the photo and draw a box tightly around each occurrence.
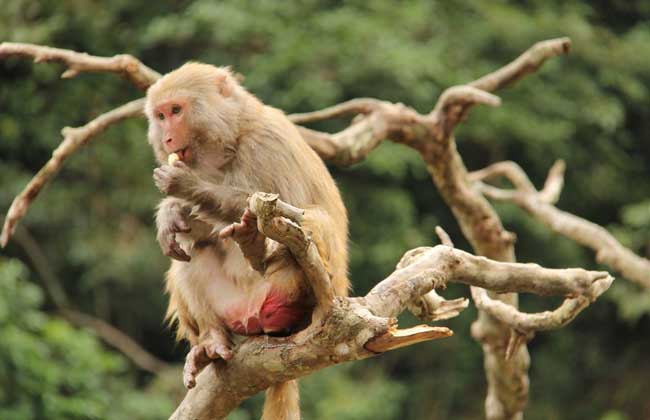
[144,62,349,420]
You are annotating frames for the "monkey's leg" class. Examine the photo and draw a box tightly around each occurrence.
[219,208,267,273]
[183,326,233,389]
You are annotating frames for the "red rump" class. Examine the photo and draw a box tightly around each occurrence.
[229,289,312,336]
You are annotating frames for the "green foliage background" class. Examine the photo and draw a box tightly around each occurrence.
[1,1,649,419]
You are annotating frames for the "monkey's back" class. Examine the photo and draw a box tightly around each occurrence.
[231,105,349,296]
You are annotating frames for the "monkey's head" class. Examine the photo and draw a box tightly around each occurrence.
[145,63,245,173]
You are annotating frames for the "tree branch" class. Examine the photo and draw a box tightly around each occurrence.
[469,37,571,92]
[0,42,160,90]
[247,192,334,316]
[0,43,166,248]
[288,98,382,124]
[471,160,650,288]
[169,215,611,419]
[1,99,145,247]
[289,37,573,420]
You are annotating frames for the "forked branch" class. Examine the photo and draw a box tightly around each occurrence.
[0,99,145,247]
[0,42,160,90]
[170,198,611,420]
[287,36,573,420]
[471,160,650,288]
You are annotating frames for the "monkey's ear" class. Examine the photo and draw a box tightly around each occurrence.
[216,69,234,97]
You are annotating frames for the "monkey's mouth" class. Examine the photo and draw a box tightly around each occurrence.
[172,147,190,162]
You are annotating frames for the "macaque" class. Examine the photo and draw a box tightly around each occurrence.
[145,63,349,420]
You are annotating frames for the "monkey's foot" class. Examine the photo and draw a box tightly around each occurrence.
[183,339,233,389]
[219,208,267,272]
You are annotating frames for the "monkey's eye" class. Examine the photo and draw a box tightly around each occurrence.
[158,113,165,120]
[171,105,182,115]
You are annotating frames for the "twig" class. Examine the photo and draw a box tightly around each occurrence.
[247,192,333,316]
[288,98,381,124]
[470,37,571,92]
[472,160,650,288]
[0,99,145,247]
[0,42,160,90]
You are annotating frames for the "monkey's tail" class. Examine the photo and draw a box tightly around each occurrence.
[261,380,300,420]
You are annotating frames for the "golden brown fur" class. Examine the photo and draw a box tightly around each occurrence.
[146,63,349,419]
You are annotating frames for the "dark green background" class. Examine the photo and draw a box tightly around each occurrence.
[1,1,649,419]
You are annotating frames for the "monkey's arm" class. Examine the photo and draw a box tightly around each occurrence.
[153,163,249,224]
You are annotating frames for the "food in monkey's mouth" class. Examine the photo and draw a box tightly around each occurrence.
[168,147,190,165]
[168,152,180,165]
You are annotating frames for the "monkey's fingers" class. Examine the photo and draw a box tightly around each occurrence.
[164,235,191,262]
[205,342,233,361]
[173,218,191,233]
[241,208,257,225]
[171,160,189,170]
[153,167,170,194]
[183,345,211,389]
[218,221,255,242]
[218,223,238,239]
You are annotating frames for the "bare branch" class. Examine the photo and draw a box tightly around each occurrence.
[538,160,566,204]
[435,226,454,247]
[169,243,611,420]
[365,325,453,352]
[469,37,571,92]
[429,86,502,137]
[296,102,422,166]
[366,245,612,316]
[0,42,160,90]
[407,289,469,323]
[247,192,334,317]
[284,38,576,419]
[472,160,650,288]
[468,161,537,194]
[288,98,381,124]
[470,273,612,334]
[1,99,145,248]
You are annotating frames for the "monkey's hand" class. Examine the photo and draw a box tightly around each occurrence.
[156,198,192,262]
[219,208,267,272]
[153,161,199,197]
[183,328,233,389]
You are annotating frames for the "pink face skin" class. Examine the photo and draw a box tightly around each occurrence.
[153,98,193,163]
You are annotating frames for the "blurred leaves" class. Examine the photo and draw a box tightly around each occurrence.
[1,0,650,419]
[0,258,174,420]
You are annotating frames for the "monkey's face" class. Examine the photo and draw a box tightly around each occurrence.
[145,63,244,173]
[150,98,194,164]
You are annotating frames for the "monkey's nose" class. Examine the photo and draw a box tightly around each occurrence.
[165,138,173,144]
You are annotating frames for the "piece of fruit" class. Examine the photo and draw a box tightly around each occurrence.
[168,153,180,165]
